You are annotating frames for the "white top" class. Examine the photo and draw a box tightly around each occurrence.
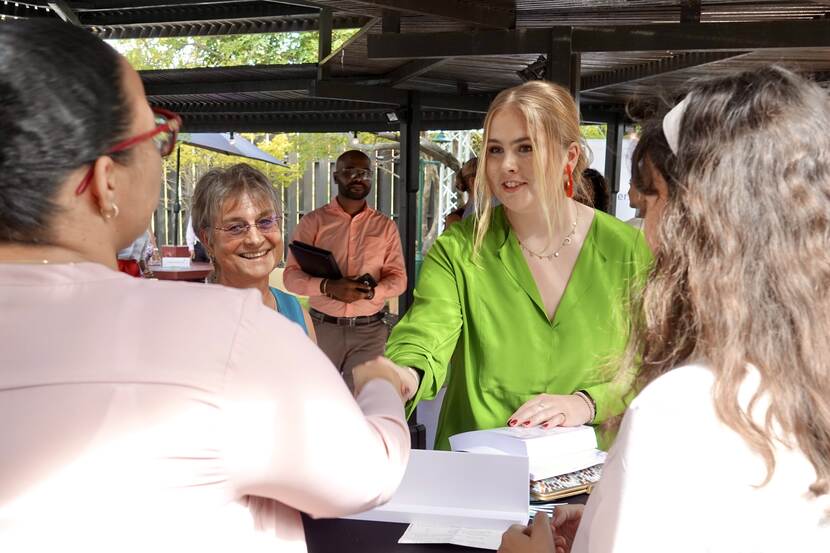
[574,363,829,553]
[0,262,410,553]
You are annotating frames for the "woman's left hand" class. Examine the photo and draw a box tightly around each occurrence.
[507,393,591,428]
[498,512,554,553]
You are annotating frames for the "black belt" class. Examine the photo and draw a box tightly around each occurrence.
[309,308,385,327]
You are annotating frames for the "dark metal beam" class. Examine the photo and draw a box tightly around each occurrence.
[312,80,493,112]
[319,18,379,66]
[382,10,400,33]
[77,2,317,26]
[385,59,450,87]
[421,92,493,113]
[183,120,396,133]
[581,51,745,91]
[351,0,513,29]
[546,28,579,100]
[154,99,391,114]
[574,19,830,52]
[398,90,422,314]
[367,19,830,58]
[680,0,702,24]
[0,2,45,19]
[312,81,409,105]
[145,79,315,96]
[78,2,319,26]
[368,28,549,59]
[176,111,484,133]
[89,15,369,39]
[48,1,81,26]
[317,8,333,80]
[603,114,624,216]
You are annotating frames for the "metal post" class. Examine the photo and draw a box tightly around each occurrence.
[604,114,624,217]
[680,0,702,23]
[398,92,420,315]
[174,145,181,245]
[317,8,332,81]
[546,29,580,102]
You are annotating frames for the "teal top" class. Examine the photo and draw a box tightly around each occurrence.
[386,206,652,450]
[270,287,308,336]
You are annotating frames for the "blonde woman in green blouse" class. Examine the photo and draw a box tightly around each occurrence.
[383,81,651,450]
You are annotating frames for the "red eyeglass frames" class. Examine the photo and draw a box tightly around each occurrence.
[75,106,182,195]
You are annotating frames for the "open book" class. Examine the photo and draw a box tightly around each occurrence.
[449,425,605,481]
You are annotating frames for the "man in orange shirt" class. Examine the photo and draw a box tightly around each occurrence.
[284,150,407,390]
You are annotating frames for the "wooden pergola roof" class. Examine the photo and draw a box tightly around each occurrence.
[6,1,830,132]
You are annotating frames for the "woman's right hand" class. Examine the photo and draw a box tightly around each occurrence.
[352,357,410,400]
[551,504,584,553]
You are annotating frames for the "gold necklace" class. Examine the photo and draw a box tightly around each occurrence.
[519,211,579,261]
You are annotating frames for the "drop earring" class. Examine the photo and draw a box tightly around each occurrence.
[565,166,574,198]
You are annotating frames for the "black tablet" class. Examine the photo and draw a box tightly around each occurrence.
[288,241,343,280]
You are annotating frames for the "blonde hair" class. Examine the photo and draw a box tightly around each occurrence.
[623,66,830,498]
[473,81,587,254]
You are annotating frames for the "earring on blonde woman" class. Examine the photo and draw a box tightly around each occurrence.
[565,165,574,198]
[100,203,120,219]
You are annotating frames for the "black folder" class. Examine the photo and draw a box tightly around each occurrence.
[288,241,343,280]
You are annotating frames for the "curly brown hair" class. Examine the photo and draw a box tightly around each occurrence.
[623,66,830,499]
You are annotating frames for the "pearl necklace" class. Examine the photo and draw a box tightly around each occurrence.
[518,211,579,261]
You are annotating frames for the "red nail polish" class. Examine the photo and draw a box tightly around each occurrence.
[522,420,530,427]
[541,422,549,429]
[508,419,516,427]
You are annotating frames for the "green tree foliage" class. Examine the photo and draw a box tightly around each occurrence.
[580,124,607,139]
[114,30,357,69]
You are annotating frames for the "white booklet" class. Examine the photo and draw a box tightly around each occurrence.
[344,449,528,531]
[449,425,601,481]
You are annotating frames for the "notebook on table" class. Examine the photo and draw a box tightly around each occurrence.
[288,241,343,280]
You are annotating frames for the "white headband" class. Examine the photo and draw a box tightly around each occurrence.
[662,95,691,155]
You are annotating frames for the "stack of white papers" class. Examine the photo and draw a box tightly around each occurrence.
[449,425,604,481]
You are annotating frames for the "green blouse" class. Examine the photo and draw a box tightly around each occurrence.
[386,206,652,450]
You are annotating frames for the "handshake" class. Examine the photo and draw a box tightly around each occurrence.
[352,356,420,401]
[324,273,377,303]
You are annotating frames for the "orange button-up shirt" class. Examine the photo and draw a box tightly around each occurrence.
[283,199,407,317]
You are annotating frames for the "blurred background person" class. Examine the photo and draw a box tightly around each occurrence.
[191,163,315,340]
[284,150,406,390]
[444,156,478,228]
[575,168,610,213]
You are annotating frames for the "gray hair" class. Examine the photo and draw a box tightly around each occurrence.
[190,163,282,251]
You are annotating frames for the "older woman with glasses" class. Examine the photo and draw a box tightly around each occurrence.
[191,163,316,341]
[0,20,409,552]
